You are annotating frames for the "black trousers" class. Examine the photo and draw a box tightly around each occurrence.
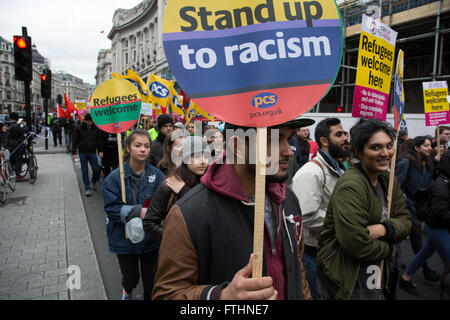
[117,251,158,300]
[9,145,25,176]
[53,130,62,146]
[409,224,431,271]
[102,146,119,178]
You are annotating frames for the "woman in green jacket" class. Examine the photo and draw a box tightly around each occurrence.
[317,119,411,300]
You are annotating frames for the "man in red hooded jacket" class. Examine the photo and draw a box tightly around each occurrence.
[152,119,313,300]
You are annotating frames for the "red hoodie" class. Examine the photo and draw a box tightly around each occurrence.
[201,152,289,299]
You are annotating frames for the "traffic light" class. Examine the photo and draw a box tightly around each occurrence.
[337,106,343,113]
[40,69,52,98]
[13,35,33,81]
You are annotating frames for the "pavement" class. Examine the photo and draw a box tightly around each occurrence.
[0,136,107,300]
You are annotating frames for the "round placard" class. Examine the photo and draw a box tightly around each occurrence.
[90,78,142,134]
[163,0,343,127]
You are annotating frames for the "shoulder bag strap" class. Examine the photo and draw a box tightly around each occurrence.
[310,159,326,186]
[166,191,175,214]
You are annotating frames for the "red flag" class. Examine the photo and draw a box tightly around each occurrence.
[179,87,190,111]
[58,104,66,118]
[64,93,76,119]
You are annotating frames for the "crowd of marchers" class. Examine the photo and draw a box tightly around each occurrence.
[2,111,449,300]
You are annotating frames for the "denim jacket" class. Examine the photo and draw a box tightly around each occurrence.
[102,161,165,254]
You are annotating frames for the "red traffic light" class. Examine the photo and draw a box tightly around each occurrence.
[337,106,343,113]
[40,74,47,81]
[14,36,27,49]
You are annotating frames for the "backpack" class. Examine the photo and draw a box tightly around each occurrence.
[414,177,449,221]
[414,188,432,221]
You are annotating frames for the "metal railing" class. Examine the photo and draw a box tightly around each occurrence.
[340,0,439,27]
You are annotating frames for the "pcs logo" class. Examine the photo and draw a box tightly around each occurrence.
[150,81,169,98]
[251,92,278,109]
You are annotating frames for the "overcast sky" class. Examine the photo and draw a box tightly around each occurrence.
[0,0,143,85]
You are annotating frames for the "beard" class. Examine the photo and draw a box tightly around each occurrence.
[246,162,289,184]
[329,141,350,159]
[266,172,289,183]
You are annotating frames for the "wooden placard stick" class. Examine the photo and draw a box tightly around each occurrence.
[377,131,399,289]
[117,133,128,239]
[252,127,267,278]
[437,125,441,155]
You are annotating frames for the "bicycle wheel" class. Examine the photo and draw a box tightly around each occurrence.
[17,154,28,178]
[0,175,6,203]
[28,155,38,184]
[6,160,16,192]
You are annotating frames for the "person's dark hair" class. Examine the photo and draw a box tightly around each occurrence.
[439,126,450,135]
[397,139,414,163]
[402,135,434,170]
[9,112,19,121]
[314,117,341,148]
[123,129,151,162]
[350,119,395,157]
[157,132,180,176]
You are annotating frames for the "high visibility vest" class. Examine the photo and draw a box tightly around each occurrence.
[149,128,158,141]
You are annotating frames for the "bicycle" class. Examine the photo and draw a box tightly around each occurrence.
[0,149,16,203]
[16,135,38,184]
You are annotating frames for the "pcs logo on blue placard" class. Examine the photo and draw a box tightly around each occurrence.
[150,81,169,98]
[251,93,278,109]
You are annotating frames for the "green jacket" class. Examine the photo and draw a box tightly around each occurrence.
[317,164,411,300]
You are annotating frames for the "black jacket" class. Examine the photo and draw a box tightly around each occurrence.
[50,118,63,132]
[149,134,165,166]
[71,122,103,155]
[6,121,27,150]
[143,180,193,241]
[428,151,450,232]
[63,118,75,133]
[152,155,310,300]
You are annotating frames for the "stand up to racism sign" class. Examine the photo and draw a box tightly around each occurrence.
[162,0,343,127]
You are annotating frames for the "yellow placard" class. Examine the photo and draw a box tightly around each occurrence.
[355,31,396,95]
[423,87,449,113]
[75,101,86,111]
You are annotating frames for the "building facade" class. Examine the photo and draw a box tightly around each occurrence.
[56,71,90,103]
[107,0,171,83]
[95,49,112,86]
[1,35,93,115]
